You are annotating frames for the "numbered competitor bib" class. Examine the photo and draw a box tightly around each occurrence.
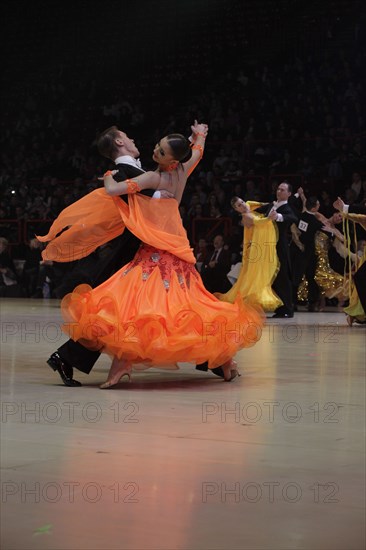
[298,220,308,232]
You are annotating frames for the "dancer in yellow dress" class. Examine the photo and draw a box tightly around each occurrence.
[39,124,264,387]
[217,197,282,311]
[342,219,366,325]
[332,197,366,324]
[344,254,366,325]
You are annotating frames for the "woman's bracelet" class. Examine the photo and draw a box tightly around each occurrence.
[125,179,141,194]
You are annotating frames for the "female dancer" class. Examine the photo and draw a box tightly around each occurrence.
[343,219,366,326]
[217,197,282,311]
[344,254,366,325]
[40,124,264,387]
[292,193,351,308]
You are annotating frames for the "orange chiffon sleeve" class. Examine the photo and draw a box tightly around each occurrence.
[37,189,195,264]
[36,189,126,262]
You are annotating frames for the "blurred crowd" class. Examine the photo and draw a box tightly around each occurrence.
[1,0,365,302]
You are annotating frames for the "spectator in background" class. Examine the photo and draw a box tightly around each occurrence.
[208,204,223,219]
[350,172,363,202]
[200,234,232,293]
[193,180,208,205]
[222,161,243,183]
[187,192,201,219]
[21,238,43,297]
[46,197,63,219]
[0,237,22,297]
[203,193,220,217]
[212,148,229,177]
[193,237,211,273]
[243,180,257,201]
[27,196,48,219]
[30,258,58,299]
[319,188,335,218]
[189,203,207,242]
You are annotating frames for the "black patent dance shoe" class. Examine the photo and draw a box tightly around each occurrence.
[47,352,82,387]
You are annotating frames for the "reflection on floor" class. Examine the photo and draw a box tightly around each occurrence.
[1,298,365,550]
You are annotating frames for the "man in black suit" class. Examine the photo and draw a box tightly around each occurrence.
[290,196,324,311]
[47,126,225,385]
[200,234,232,293]
[256,182,298,318]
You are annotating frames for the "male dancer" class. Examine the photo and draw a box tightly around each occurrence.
[256,182,298,318]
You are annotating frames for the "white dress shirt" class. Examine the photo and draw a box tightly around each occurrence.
[114,155,163,198]
[269,200,288,222]
[211,247,223,261]
[114,155,144,171]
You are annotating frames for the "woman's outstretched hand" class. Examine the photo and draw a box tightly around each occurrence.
[333,197,345,212]
[191,119,208,139]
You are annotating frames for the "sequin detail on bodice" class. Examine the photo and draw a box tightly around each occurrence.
[122,245,198,290]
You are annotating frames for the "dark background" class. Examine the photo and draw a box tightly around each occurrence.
[1,0,365,249]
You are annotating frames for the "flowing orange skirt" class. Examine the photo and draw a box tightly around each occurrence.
[61,245,264,369]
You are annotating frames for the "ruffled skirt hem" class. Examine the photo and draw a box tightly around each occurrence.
[61,252,264,369]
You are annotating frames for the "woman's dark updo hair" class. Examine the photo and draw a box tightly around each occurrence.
[166,134,192,163]
[230,196,240,208]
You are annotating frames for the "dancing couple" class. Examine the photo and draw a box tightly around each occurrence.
[38,121,264,388]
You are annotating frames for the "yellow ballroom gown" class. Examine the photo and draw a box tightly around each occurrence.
[217,202,282,311]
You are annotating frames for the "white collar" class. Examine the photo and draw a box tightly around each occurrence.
[115,155,144,171]
[305,209,316,215]
[273,200,287,208]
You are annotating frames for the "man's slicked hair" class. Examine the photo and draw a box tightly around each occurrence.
[97,126,121,160]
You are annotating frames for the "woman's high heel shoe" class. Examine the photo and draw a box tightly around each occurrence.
[100,360,132,389]
[222,359,241,382]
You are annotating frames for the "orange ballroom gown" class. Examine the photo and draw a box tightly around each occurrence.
[38,187,264,371]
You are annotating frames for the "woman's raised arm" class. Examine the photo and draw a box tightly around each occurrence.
[183,121,208,177]
[102,170,161,196]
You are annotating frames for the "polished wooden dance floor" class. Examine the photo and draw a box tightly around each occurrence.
[1,298,365,550]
